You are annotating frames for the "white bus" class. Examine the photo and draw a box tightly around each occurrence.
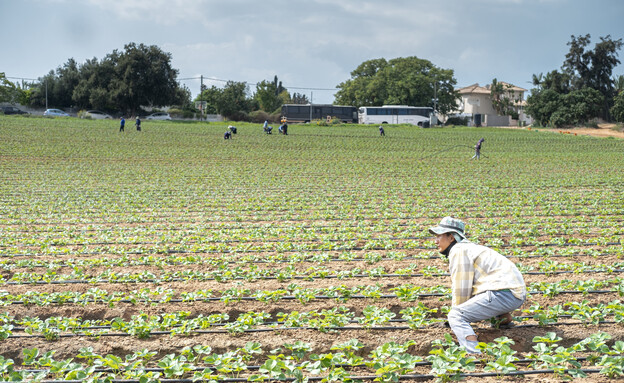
[358,105,433,126]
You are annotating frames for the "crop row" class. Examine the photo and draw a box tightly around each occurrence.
[1,252,624,278]
[2,332,624,382]
[3,262,624,285]
[1,239,622,260]
[1,229,616,249]
[5,299,624,341]
[2,278,623,307]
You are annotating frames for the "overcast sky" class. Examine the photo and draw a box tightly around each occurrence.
[2,0,623,104]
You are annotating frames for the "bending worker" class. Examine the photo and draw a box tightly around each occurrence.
[428,217,526,354]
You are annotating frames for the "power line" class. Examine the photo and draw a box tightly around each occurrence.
[178,76,336,91]
[6,74,336,92]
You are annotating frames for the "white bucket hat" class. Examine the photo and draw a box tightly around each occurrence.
[428,217,466,240]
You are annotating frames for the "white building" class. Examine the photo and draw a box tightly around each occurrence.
[455,82,532,126]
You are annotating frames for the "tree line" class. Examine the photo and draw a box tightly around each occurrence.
[1,35,623,126]
[527,34,624,127]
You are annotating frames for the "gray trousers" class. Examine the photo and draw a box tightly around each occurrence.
[447,289,525,353]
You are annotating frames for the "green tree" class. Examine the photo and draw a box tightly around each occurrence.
[254,79,282,113]
[614,74,624,94]
[30,59,81,108]
[611,91,624,122]
[527,87,603,128]
[334,57,458,114]
[528,34,622,125]
[110,43,180,115]
[562,34,623,119]
[272,75,285,96]
[0,73,22,104]
[490,78,517,117]
[196,85,221,114]
[290,92,309,104]
[29,43,182,113]
[72,55,118,110]
[55,58,81,108]
[216,81,251,119]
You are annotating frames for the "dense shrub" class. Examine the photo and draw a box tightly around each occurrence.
[444,116,469,126]
[249,110,280,124]
[227,111,251,122]
[168,108,197,119]
[528,87,603,128]
[611,92,624,122]
[314,116,343,126]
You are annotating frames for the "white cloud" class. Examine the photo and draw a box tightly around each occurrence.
[86,0,208,25]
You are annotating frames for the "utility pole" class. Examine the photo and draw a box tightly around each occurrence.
[309,91,313,122]
[431,80,438,126]
[200,75,203,122]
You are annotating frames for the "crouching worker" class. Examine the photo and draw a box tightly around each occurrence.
[278,123,288,135]
[224,130,232,139]
[428,217,526,354]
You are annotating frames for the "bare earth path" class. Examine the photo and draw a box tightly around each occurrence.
[505,123,624,139]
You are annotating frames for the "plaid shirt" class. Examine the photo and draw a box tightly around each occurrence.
[448,240,526,306]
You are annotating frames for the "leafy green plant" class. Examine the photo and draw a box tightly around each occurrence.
[427,334,477,382]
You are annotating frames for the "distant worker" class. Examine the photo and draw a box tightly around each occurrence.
[379,125,385,136]
[472,138,485,160]
[228,125,237,134]
[224,130,232,140]
[135,116,141,131]
[119,117,125,132]
[263,120,273,134]
[279,122,288,135]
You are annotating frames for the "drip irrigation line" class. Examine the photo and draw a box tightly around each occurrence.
[1,288,620,307]
[0,232,617,251]
[7,320,620,339]
[0,369,609,382]
[4,216,624,237]
[0,314,593,333]
[2,240,621,259]
[2,249,623,271]
[4,267,624,286]
[4,210,623,230]
[4,215,622,236]
[7,355,612,377]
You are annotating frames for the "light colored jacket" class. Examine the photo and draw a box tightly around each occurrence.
[448,240,526,306]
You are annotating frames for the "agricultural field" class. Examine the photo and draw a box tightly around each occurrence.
[1,115,624,382]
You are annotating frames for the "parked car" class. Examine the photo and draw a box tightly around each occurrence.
[145,112,172,120]
[44,109,71,117]
[83,110,112,119]
[0,106,29,115]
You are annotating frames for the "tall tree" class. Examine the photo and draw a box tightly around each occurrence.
[0,73,21,104]
[529,34,623,125]
[29,43,182,113]
[490,78,517,117]
[196,85,221,114]
[215,81,251,119]
[334,57,458,114]
[290,92,309,104]
[613,74,624,94]
[562,34,623,119]
[110,43,180,114]
[272,75,285,96]
[254,79,283,113]
[54,58,81,108]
